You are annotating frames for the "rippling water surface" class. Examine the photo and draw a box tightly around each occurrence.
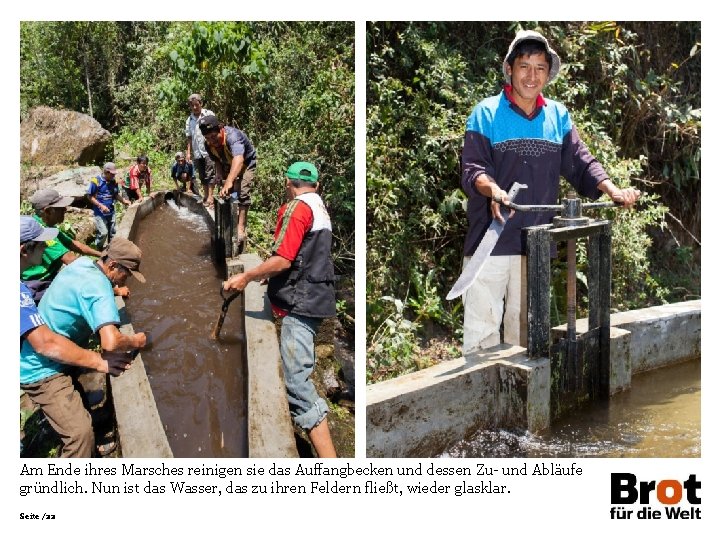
[126,201,248,457]
[441,358,700,458]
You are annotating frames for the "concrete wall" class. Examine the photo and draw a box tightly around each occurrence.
[111,193,175,457]
[608,300,700,373]
[367,345,533,457]
[111,299,173,457]
[366,301,701,458]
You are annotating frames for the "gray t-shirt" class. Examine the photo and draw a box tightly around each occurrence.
[185,108,215,159]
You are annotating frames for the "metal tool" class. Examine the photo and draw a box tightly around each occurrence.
[446,182,527,300]
[210,284,242,340]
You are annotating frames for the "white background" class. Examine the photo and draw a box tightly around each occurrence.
[3,2,714,537]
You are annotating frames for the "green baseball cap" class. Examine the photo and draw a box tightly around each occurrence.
[286,161,319,183]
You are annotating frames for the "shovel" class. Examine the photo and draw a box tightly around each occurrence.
[210,285,242,340]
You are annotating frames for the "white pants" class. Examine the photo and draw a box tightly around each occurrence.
[462,255,527,355]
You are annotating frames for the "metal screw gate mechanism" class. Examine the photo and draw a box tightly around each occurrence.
[503,183,620,417]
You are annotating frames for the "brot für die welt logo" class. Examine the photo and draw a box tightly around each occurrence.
[610,473,701,520]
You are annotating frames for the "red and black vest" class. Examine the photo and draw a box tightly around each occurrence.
[267,193,336,319]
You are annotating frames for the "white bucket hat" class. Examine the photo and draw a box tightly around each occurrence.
[503,30,562,85]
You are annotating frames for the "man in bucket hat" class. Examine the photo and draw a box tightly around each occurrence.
[459,29,641,355]
[223,161,336,457]
[22,188,103,302]
[20,224,146,457]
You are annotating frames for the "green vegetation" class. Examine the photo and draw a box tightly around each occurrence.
[21,20,355,286]
[20,22,356,457]
[367,22,700,382]
[20,401,61,458]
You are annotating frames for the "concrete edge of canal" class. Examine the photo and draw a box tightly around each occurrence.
[366,300,701,458]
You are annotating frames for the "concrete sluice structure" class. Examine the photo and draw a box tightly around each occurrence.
[367,300,700,457]
[108,191,297,457]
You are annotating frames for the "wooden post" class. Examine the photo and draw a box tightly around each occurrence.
[213,197,238,262]
[231,199,240,258]
[525,225,552,358]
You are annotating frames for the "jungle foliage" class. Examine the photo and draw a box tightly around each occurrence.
[20,21,355,278]
[367,22,700,382]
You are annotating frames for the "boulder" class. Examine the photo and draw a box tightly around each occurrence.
[21,166,104,202]
[21,106,111,166]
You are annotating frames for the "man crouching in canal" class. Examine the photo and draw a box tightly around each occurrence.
[223,162,337,458]
[20,236,148,457]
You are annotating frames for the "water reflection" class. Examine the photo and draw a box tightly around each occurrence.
[442,358,700,458]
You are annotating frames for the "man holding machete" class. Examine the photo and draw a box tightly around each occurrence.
[459,29,640,355]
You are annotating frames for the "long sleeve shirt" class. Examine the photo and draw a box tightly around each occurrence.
[460,88,608,256]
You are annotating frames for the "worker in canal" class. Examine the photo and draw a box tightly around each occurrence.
[198,114,256,254]
[460,29,640,355]
[21,188,103,303]
[88,162,132,250]
[20,219,141,457]
[223,161,337,458]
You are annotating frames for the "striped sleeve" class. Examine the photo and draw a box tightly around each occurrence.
[272,200,313,261]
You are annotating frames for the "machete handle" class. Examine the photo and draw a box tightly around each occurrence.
[507,182,528,199]
[220,283,242,303]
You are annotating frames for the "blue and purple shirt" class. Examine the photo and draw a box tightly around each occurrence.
[461,87,607,256]
[88,175,121,217]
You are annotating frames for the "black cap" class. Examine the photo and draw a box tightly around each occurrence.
[198,115,221,135]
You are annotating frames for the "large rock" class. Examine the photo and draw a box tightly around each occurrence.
[21,106,111,166]
[20,166,105,202]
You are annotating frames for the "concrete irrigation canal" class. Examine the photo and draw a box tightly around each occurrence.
[367,193,701,458]
[109,192,297,457]
[367,301,700,458]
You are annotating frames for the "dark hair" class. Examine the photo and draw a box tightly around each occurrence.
[137,155,149,165]
[21,240,40,251]
[507,39,552,70]
[290,179,318,189]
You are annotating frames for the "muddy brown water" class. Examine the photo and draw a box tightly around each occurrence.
[125,200,248,457]
[441,358,700,458]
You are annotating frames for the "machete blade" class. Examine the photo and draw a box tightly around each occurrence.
[446,182,527,300]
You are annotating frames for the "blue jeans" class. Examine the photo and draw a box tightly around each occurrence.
[280,313,329,430]
[94,213,116,250]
